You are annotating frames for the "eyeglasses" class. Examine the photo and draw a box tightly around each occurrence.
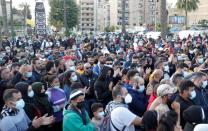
[106,63,113,65]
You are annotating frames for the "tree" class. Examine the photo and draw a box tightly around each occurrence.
[177,0,200,29]
[0,0,8,34]
[19,3,32,20]
[160,0,168,39]
[49,0,79,32]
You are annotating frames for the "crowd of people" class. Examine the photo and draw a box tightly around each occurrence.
[0,33,208,131]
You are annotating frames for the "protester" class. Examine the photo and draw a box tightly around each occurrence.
[175,80,196,128]
[63,89,95,131]
[45,75,66,130]
[142,110,158,131]
[94,66,114,107]
[0,89,54,131]
[91,103,104,131]
[105,84,142,131]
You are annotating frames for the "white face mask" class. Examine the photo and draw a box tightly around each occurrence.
[105,64,113,68]
[202,81,208,89]
[54,85,60,89]
[28,91,34,98]
[164,65,169,72]
[98,111,105,118]
[124,94,132,104]
[16,99,25,109]
[69,66,76,71]
[71,75,78,82]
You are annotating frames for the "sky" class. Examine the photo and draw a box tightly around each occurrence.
[10,0,177,23]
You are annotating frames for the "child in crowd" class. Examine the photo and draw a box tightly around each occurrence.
[91,103,105,131]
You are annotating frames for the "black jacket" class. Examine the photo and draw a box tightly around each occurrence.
[80,72,98,99]
[94,79,112,107]
[175,95,194,128]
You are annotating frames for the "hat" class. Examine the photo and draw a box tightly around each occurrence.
[157,84,177,97]
[70,90,84,100]
[183,105,204,125]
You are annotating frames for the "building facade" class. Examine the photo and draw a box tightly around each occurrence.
[187,0,208,25]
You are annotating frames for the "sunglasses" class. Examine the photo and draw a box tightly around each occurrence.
[86,67,91,69]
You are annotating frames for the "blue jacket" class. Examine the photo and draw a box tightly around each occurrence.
[32,69,42,82]
[128,89,148,117]
[93,64,101,76]
[124,83,133,91]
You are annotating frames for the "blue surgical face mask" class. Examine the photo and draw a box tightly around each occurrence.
[138,85,145,93]
[202,81,208,89]
[198,58,204,64]
[26,72,32,78]
[189,90,196,100]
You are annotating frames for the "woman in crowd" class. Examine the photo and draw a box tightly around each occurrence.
[46,75,67,131]
[15,82,40,120]
[94,66,114,107]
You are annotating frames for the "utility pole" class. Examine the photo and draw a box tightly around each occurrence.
[121,0,126,33]
[154,0,157,31]
[10,0,14,38]
[64,0,67,32]
[1,0,8,35]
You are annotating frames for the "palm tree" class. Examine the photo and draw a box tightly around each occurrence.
[177,0,200,29]
[160,0,167,39]
[0,0,8,34]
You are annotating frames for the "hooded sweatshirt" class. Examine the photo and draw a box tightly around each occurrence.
[63,105,95,131]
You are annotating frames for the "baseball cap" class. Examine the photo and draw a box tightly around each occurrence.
[157,84,177,97]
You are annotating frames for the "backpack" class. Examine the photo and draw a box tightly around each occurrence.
[100,107,126,131]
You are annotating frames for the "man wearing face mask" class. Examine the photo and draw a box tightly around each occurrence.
[128,76,148,117]
[175,80,196,128]
[63,89,95,131]
[188,72,208,111]
[12,64,34,85]
[0,68,13,110]
[0,89,54,131]
[105,84,142,131]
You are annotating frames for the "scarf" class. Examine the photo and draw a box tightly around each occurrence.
[0,106,19,119]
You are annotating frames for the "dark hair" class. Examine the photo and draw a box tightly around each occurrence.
[32,57,39,65]
[71,82,84,90]
[142,110,158,131]
[15,82,29,99]
[179,80,195,93]
[63,70,75,86]
[98,66,114,81]
[3,89,20,102]
[106,57,113,62]
[157,111,178,131]
[47,75,58,86]
[176,62,188,69]
[171,73,184,86]
[127,69,138,80]
[45,61,55,72]
[91,103,103,113]
[11,62,20,70]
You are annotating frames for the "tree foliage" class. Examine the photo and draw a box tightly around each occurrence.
[177,0,199,12]
[177,0,200,29]
[19,3,32,19]
[49,0,79,31]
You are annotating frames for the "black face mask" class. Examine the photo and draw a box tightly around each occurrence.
[77,101,85,109]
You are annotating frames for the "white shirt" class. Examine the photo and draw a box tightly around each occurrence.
[111,107,136,131]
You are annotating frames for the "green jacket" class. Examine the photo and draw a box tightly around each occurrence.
[63,107,95,131]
